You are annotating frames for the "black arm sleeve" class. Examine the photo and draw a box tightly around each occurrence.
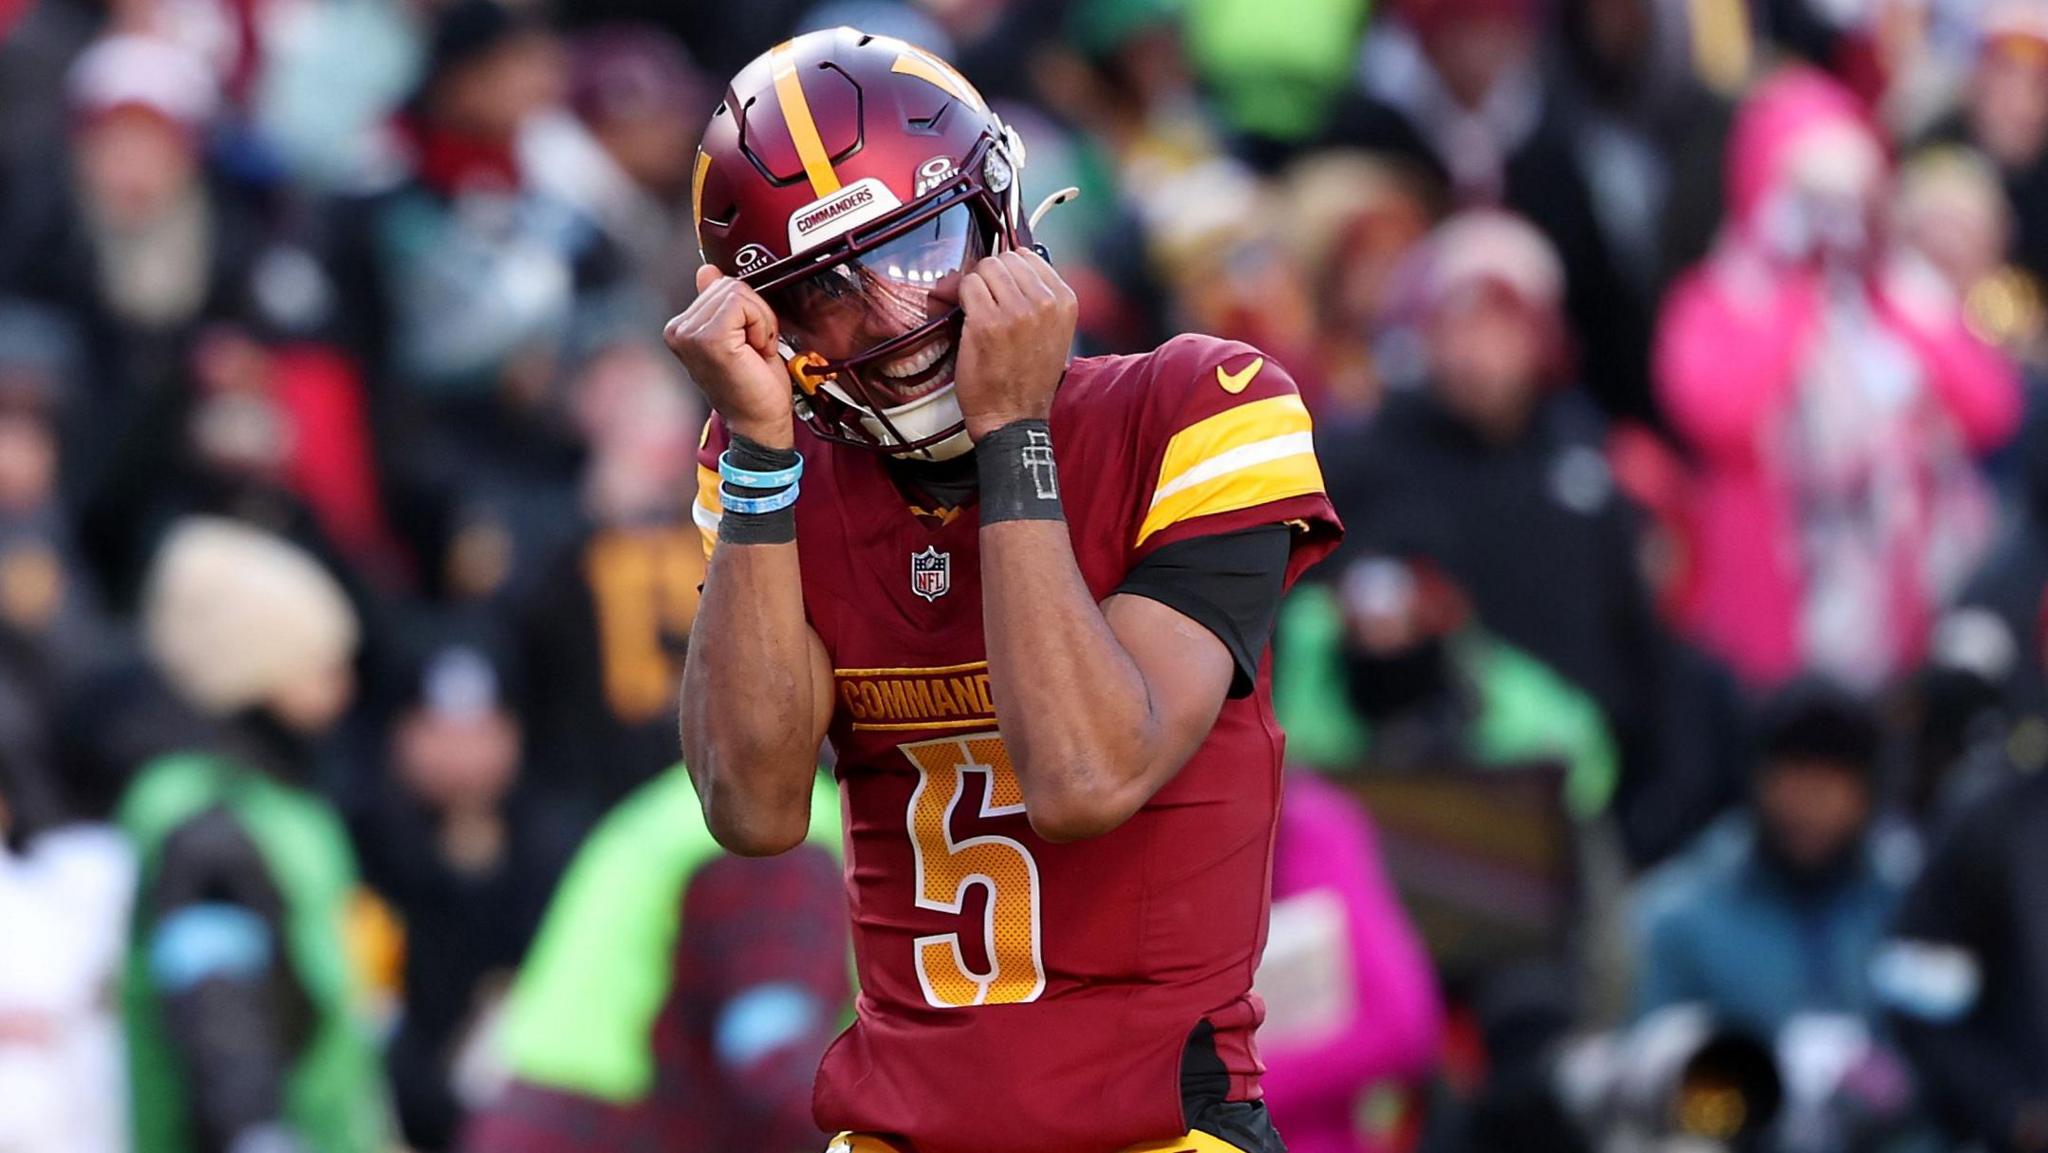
[1114,525,1292,699]
[144,808,301,1153]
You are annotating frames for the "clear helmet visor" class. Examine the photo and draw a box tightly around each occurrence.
[765,204,989,405]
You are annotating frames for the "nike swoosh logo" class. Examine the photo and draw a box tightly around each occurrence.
[1216,356,1264,394]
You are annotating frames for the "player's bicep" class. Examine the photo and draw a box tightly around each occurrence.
[1102,593,1235,778]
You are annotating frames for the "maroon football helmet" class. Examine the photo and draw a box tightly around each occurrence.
[692,27,1031,459]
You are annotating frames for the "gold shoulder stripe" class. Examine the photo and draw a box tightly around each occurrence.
[1135,454,1324,547]
[1154,393,1314,496]
[890,49,986,111]
[695,464,723,515]
[694,463,722,560]
[1136,394,1322,547]
[771,43,842,196]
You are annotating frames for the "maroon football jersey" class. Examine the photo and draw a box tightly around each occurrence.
[695,335,1341,1153]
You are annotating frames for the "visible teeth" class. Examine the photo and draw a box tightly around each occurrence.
[879,338,950,379]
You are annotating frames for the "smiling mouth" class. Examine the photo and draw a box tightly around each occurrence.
[870,334,957,402]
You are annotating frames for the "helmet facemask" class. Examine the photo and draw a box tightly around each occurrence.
[746,133,1028,461]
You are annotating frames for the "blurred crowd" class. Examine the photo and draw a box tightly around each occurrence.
[2,0,2047,1151]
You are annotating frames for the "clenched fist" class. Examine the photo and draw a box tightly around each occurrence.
[953,249,1078,441]
[665,264,794,447]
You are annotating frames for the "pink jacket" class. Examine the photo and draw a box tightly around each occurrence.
[1259,774,1442,1153]
[1655,69,2020,686]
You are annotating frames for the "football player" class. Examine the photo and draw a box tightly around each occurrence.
[668,27,1342,1153]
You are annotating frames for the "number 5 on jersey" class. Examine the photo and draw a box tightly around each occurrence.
[899,733,1046,1008]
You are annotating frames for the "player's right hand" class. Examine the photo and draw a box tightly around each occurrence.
[665,265,794,447]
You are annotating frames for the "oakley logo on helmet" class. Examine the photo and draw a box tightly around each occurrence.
[733,243,775,274]
[789,176,903,253]
[915,156,959,198]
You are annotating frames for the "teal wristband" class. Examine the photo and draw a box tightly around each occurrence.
[719,481,801,515]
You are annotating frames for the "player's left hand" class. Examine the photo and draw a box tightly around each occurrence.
[953,248,1078,441]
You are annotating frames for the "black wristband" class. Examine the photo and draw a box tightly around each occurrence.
[977,419,1064,524]
[718,432,800,545]
[718,504,795,545]
[725,432,799,474]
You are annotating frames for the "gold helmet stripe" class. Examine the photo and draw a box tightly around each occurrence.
[890,49,986,112]
[771,42,843,197]
[690,149,711,249]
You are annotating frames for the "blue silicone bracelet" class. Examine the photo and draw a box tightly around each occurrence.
[718,450,803,491]
[720,481,801,516]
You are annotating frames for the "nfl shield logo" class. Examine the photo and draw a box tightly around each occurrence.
[910,545,951,602]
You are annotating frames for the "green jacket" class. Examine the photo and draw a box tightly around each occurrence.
[499,768,842,1103]
[1184,0,1373,140]
[118,753,389,1153]
[1275,584,1619,819]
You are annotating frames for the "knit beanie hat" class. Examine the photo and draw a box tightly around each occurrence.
[142,518,359,716]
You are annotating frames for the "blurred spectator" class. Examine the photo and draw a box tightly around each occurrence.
[0,0,95,273]
[335,0,577,388]
[247,0,423,190]
[1922,4,2048,291]
[994,99,1158,356]
[1549,0,1736,302]
[20,34,227,346]
[1275,549,1619,821]
[1275,152,1440,419]
[1760,0,1941,113]
[806,0,1069,111]
[0,645,132,1153]
[10,35,227,502]
[1320,0,1655,424]
[1893,612,2033,835]
[1946,395,2048,716]
[353,620,580,1151]
[557,0,812,83]
[1156,190,1330,407]
[90,318,403,608]
[1322,211,1658,778]
[1657,67,2022,690]
[0,300,111,677]
[1632,678,1907,1037]
[5,33,376,607]
[1257,771,1443,1153]
[1034,0,1268,339]
[1880,767,2048,1153]
[463,770,848,1153]
[1604,427,1753,869]
[330,0,621,604]
[522,25,712,310]
[517,341,702,814]
[1892,146,2048,369]
[120,518,390,1153]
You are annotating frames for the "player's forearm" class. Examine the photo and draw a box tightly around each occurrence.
[680,542,818,854]
[980,520,1162,841]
